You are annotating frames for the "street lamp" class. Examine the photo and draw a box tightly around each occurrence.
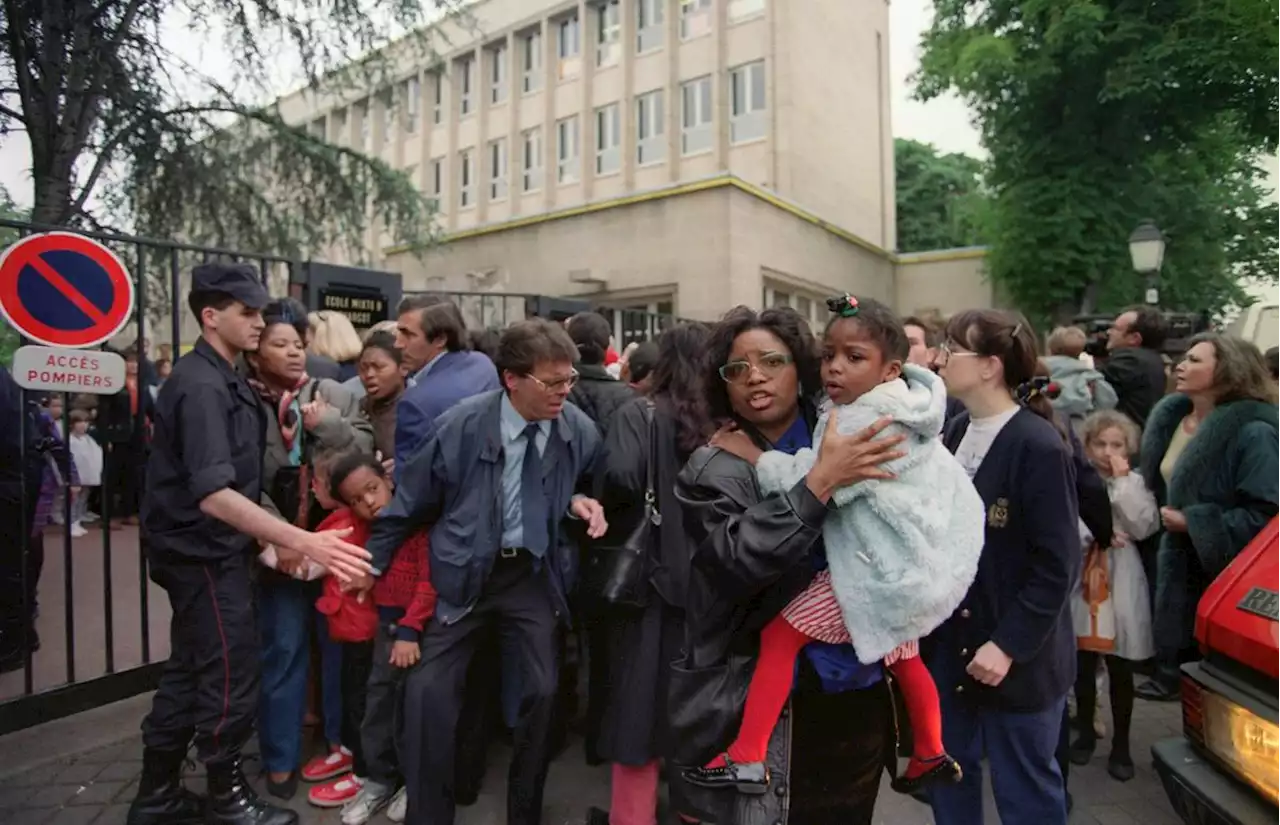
[1128,219,1166,306]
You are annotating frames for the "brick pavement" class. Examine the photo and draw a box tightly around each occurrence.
[1,694,1186,825]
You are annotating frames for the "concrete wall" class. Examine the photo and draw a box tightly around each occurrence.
[893,248,994,318]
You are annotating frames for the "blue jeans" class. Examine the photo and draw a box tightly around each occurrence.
[258,576,334,773]
[929,689,1068,825]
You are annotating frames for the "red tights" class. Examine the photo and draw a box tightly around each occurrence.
[714,614,945,778]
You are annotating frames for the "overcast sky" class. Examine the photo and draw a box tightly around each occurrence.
[0,0,981,209]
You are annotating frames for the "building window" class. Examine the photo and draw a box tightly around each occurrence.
[730,61,766,143]
[681,76,712,155]
[310,117,326,139]
[380,89,395,146]
[432,72,443,124]
[595,104,620,175]
[557,115,579,183]
[459,58,476,117]
[522,128,543,192]
[491,44,508,104]
[596,1,621,68]
[637,0,664,52]
[636,90,665,165]
[729,0,766,22]
[523,30,543,93]
[459,149,474,208]
[359,99,372,151]
[405,76,420,132]
[680,0,711,40]
[430,157,444,211]
[332,109,347,144]
[558,14,581,80]
[489,138,508,201]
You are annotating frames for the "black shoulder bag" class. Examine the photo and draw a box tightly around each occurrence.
[580,402,659,611]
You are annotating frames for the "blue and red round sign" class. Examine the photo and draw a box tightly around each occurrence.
[0,231,135,348]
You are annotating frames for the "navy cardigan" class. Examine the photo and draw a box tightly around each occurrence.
[929,408,1082,712]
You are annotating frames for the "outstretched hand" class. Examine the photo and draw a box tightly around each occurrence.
[298,527,372,584]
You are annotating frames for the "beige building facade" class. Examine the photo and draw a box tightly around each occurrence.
[275,0,993,329]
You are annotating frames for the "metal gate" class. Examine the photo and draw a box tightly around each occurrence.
[0,218,297,735]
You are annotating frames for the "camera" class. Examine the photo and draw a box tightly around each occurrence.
[1071,311,1211,360]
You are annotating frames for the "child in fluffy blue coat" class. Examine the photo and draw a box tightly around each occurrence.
[686,295,986,796]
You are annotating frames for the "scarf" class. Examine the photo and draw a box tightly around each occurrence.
[247,372,310,453]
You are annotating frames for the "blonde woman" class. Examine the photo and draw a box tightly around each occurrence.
[308,310,365,382]
[1137,333,1278,701]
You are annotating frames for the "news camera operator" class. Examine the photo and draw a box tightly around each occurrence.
[1099,306,1169,427]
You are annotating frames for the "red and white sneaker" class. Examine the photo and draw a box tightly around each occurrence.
[309,773,364,808]
[302,746,354,782]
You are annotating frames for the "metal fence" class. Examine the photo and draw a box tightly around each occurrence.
[418,290,688,348]
[0,219,298,735]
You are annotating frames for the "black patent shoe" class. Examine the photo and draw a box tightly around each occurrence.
[264,772,297,801]
[1135,678,1180,702]
[1108,753,1135,782]
[890,755,962,795]
[682,755,769,794]
[1069,734,1097,766]
[586,807,611,825]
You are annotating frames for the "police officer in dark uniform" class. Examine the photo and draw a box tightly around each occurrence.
[127,264,372,825]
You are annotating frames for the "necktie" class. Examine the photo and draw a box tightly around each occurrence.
[521,424,549,558]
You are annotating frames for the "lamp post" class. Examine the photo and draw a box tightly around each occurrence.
[1128,219,1166,306]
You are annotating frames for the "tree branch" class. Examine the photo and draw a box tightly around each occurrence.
[0,103,26,124]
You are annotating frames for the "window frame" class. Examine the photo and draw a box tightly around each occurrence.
[728,0,766,23]
[459,57,475,117]
[459,149,474,208]
[489,137,508,201]
[558,15,582,80]
[556,115,580,184]
[636,0,664,52]
[522,127,544,193]
[729,60,767,143]
[432,72,443,124]
[522,30,544,93]
[679,0,712,41]
[405,76,420,133]
[491,44,508,104]
[636,89,666,166]
[430,157,444,210]
[595,103,621,175]
[596,0,621,68]
[680,76,713,155]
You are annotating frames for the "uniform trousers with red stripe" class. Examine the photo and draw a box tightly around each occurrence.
[141,551,260,764]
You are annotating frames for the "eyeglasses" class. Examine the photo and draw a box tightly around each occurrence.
[525,369,579,393]
[936,341,983,367]
[719,352,794,383]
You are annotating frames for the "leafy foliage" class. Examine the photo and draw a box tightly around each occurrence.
[895,138,989,253]
[1,0,468,261]
[914,0,1279,324]
[0,185,25,366]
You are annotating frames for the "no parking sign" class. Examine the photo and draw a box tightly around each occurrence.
[0,231,132,393]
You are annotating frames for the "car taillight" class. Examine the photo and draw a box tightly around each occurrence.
[1182,676,1205,746]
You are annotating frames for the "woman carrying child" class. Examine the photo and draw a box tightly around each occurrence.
[686,296,984,796]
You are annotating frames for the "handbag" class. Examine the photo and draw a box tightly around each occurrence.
[580,402,660,610]
[1074,543,1117,653]
[269,381,327,530]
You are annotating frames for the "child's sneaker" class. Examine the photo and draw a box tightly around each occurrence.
[302,746,353,782]
[340,781,395,825]
[70,523,87,538]
[309,773,363,808]
[386,787,407,822]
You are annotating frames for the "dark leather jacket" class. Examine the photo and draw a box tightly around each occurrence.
[568,363,635,439]
[1099,346,1166,427]
[672,428,893,824]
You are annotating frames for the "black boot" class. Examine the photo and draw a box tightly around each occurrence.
[125,748,204,825]
[205,756,299,825]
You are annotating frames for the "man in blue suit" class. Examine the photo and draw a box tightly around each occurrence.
[393,295,500,480]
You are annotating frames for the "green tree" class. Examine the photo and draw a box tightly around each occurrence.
[895,138,989,252]
[1,0,468,260]
[913,0,1279,324]
[0,185,26,366]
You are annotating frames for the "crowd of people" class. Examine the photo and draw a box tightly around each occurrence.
[0,263,1276,825]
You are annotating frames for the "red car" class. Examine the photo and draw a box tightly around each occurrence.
[1153,517,1279,824]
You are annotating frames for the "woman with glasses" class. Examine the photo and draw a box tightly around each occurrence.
[927,309,1082,825]
[670,306,904,825]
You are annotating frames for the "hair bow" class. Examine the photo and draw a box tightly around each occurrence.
[1016,377,1060,404]
[825,294,860,318]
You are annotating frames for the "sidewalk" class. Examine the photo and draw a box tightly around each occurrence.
[0,690,1187,825]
